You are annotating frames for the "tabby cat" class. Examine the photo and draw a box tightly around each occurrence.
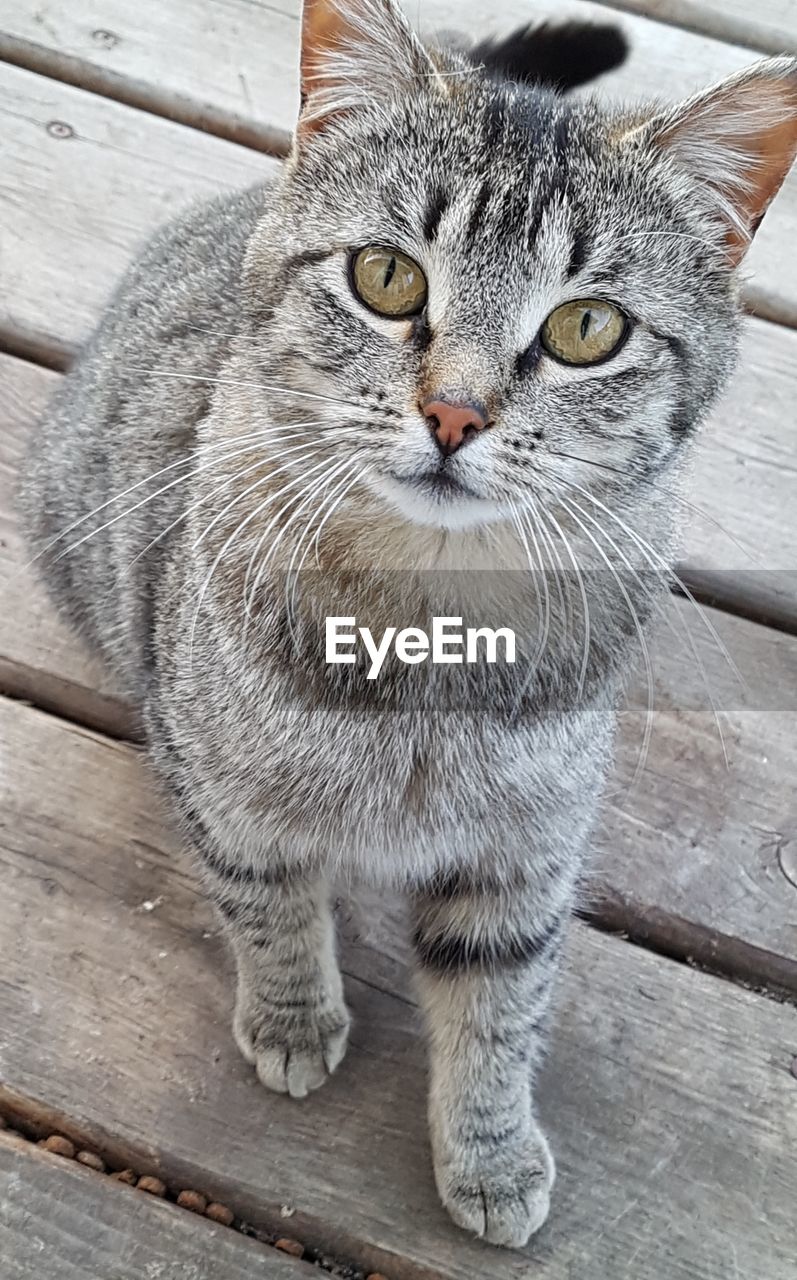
[22,0,797,1248]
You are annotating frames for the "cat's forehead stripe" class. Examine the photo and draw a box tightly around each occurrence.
[566,230,591,280]
[423,186,449,243]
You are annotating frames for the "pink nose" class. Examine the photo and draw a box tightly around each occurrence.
[422,396,488,457]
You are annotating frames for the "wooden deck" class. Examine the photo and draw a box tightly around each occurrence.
[0,2,796,1276]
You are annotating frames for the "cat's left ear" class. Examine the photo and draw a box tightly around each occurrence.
[297,0,441,142]
[622,56,797,266]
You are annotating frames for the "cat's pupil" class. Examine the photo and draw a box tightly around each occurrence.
[383,256,397,289]
[580,310,591,341]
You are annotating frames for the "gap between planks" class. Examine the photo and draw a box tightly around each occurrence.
[0,1129,328,1280]
[1,5,797,334]
[2,719,795,1280]
[0,1121,365,1280]
[1,677,795,1002]
[0,32,293,158]
[593,0,797,58]
[0,1089,446,1280]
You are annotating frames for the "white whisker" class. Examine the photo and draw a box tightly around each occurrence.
[283,459,365,643]
[534,503,591,700]
[556,493,656,792]
[241,442,359,613]
[554,473,746,695]
[248,455,356,620]
[21,426,298,575]
[552,483,736,768]
[118,364,366,414]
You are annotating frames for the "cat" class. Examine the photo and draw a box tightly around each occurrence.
[20,0,797,1249]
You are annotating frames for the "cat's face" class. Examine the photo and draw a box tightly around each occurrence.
[243,0,797,540]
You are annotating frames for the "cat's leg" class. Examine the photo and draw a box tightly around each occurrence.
[198,837,350,1098]
[411,870,572,1247]
[146,703,349,1098]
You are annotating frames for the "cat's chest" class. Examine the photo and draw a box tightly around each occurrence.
[183,661,609,880]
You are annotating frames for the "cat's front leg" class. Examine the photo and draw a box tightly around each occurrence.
[197,837,350,1098]
[412,871,571,1247]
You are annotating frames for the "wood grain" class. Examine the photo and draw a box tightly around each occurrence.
[1,2,796,325]
[603,598,797,974]
[595,0,797,57]
[0,63,274,363]
[0,1134,318,1279]
[0,693,795,1280]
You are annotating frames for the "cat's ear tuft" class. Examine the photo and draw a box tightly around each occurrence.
[297,0,442,142]
[623,56,797,265]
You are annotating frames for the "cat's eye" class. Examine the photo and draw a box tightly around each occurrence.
[540,299,628,366]
[350,246,427,318]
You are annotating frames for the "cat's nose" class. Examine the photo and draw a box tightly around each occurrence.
[422,395,488,457]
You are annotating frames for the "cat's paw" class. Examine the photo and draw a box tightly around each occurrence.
[233,990,350,1100]
[434,1124,555,1248]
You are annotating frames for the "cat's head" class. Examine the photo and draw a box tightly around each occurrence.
[243,0,797,542]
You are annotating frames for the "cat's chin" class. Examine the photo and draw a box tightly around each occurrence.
[369,470,506,532]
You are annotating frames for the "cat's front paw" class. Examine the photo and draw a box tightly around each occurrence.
[434,1123,555,1248]
[233,987,350,1100]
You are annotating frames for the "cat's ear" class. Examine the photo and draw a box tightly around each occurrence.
[297,0,442,141]
[622,56,797,266]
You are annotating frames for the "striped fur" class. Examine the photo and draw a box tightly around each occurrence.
[20,0,797,1249]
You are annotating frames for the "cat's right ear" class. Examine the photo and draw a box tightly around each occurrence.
[296,0,443,143]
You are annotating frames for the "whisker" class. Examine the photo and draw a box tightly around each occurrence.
[507,498,549,713]
[556,493,656,792]
[527,491,571,646]
[118,364,366,414]
[53,432,313,565]
[552,472,746,695]
[190,451,351,661]
[192,436,353,554]
[311,466,366,569]
[283,459,365,643]
[533,503,591,699]
[561,488,729,769]
[118,431,343,580]
[18,426,301,576]
[546,447,761,569]
[241,442,359,613]
[248,454,356,620]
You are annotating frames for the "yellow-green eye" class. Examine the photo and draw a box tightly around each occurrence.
[350,246,427,318]
[540,299,628,366]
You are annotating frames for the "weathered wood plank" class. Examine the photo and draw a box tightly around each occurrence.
[0,694,795,1280]
[604,601,797,981]
[595,0,797,57]
[1,3,796,325]
[0,63,274,364]
[0,0,298,156]
[0,1134,317,1280]
[3,345,797,971]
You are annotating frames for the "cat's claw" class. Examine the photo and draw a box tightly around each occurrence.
[233,997,350,1099]
[434,1127,555,1248]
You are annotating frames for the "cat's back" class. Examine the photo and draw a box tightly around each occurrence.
[20,180,274,692]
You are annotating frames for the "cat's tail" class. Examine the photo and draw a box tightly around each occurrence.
[469,21,629,93]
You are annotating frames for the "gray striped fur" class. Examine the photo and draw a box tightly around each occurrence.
[19,0,797,1248]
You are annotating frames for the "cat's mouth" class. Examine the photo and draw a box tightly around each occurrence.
[385,467,480,501]
[370,466,503,531]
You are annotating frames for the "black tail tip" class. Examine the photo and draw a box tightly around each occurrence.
[471,20,630,94]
